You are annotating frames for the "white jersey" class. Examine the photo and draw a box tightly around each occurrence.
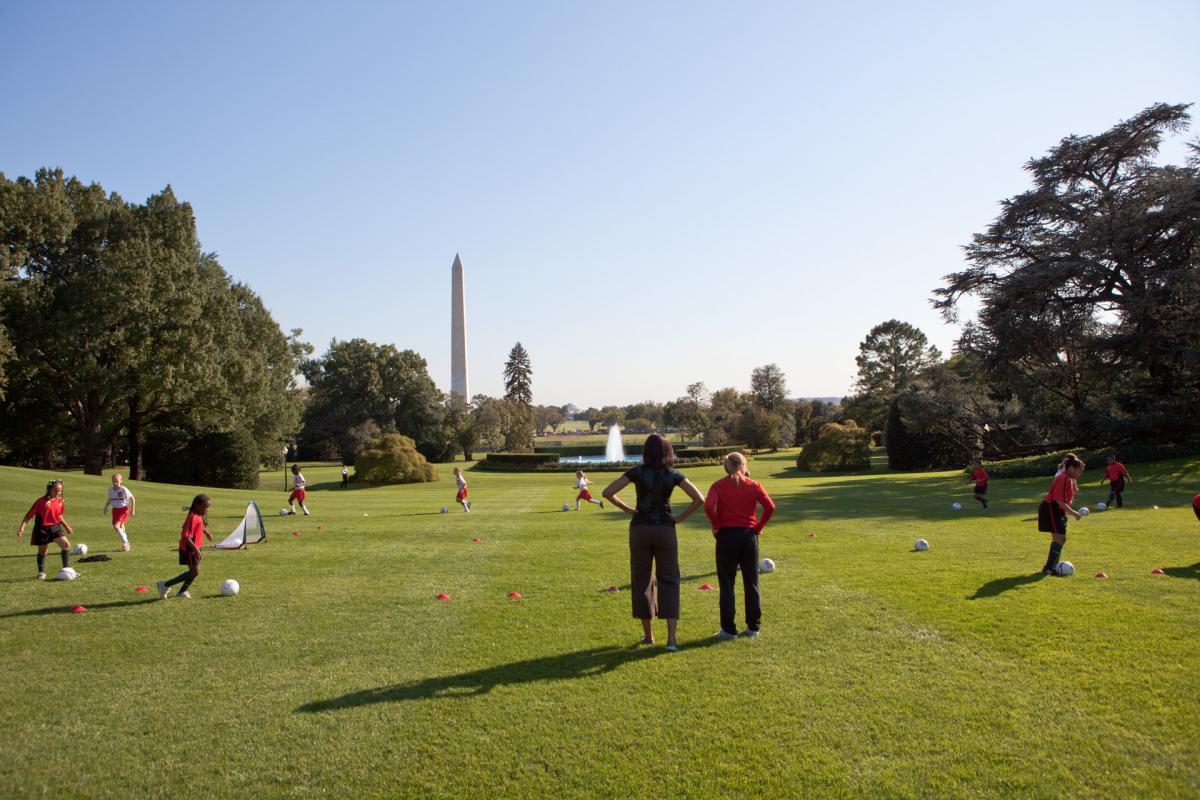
[108,486,134,508]
[293,473,307,490]
[576,477,589,490]
[456,474,467,490]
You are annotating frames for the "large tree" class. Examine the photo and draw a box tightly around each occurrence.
[750,364,789,411]
[934,103,1200,442]
[502,342,534,451]
[845,320,941,432]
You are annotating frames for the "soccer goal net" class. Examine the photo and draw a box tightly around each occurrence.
[213,501,267,549]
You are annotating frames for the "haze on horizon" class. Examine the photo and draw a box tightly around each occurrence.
[2,1,1196,408]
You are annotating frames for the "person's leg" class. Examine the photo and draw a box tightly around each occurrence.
[163,571,191,587]
[653,527,681,647]
[36,543,48,577]
[715,528,740,636]
[640,618,653,643]
[1114,479,1125,508]
[56,537,70,569]
[1043,532,1066,574]
[665,618,678,650]
[629,526,654,639]
[739,529,762,633]
[178,565,199,594]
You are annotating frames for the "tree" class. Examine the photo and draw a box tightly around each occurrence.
[735,407,782,452]
[534,405,565,435]
[353,433,439,484]
[847,320,941,432]
[796,421,871,472]
[470,394,509,452]
[502,342,534,452]
[934,103,1200,443]
[583,407,601,432]
[443,394,478,460]
[750,364,789,411]
[599,405,626,428]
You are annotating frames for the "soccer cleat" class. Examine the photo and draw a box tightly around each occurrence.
[178,591,192,599]
[121,542,131,552]
[287,510,296,515]
[600,501,604,509]
[741,629,761,638]
[36,572,46,581]
[157,580,170,599]
[714,630,738,641]
[664,643,679,652]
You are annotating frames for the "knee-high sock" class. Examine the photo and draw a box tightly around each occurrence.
[60,550,70,568]
[117,527,128,544]
[164,571,191,587]
[36,553,45,573]
[1043,541,1063,572]
[179,571,197,592]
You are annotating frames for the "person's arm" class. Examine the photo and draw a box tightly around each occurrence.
[703,482,720,534]
[753,486,776,533]
[103,494,111,513]
[602,475,635,515]
[672,479,705,524]
[60,516,74,536]
[1123,466,1132,484]
[129,491,136,516]
[17,508,35,537]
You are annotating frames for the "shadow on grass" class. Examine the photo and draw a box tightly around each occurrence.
[297,639,721,711]
[0,598,158,617]
[968,572,1046,599]
[1161,562,1200,581]
[608,571,717,592]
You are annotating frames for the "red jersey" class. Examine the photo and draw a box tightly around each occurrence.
[1104,462,1130,482]
[1193,493,1199,510]
[703,476,776,532]
[27,496,65,526]
[1044,473,1076,506]
[178,512,206,552]
[972,468,989,485]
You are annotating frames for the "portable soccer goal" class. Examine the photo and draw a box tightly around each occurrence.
[213,501,267,549]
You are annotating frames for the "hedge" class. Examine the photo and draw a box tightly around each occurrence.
[475,457,722,473]
[534,444,645,457]
[981,439,1200,480]
[144,427,260,490]
[353,434,439,484]
[486,452,561,465]
[796,423,871,472]
[676,447,743,460]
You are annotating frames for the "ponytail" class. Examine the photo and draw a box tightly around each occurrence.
[724,452,747,485]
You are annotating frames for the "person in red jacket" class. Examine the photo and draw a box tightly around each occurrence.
[157,494,212,599]
[17,479,75,580]
[968,459,990,509]
[1100,454,1132,509]
[1038,455,1084,575]
[704,452,776,639]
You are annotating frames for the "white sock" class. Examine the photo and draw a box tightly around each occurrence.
[117,528,128,544]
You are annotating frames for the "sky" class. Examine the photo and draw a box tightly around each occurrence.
[2,1,1198,407]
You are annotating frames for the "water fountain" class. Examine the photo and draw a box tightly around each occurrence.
[605,424,625,463]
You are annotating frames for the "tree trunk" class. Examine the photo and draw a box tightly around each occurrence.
[127,395,143,480]
[80,390,107,475]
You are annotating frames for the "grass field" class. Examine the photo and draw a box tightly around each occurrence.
[2,453,1198,798]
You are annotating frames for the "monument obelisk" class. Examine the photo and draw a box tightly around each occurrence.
[450,254,469,399]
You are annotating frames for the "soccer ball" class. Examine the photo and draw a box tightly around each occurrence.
[220,579,240,597]
[1096,502,1108,511]
[73,543,88,556]
[57,567,78,581]
[951,502,962,511]
[759,558,776,573]
[440,506,448,514]
[562,504,570,512]
[915,539,929,551]
[279,509,289,516]
[1079,507,1090,516]
[1055,561,1075,576]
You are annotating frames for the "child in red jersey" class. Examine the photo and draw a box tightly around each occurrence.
[1100,454,1132,509]
[968,459,990,509]
[157,494,212,599]
[453,466,470,512]
[704,452,775,639]
[17,479,75,580]
[287,464,310,515]
[573,470,604,511]
[1038,455,1085,575]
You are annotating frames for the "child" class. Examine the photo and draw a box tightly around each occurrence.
[17,479,75,580]
[102,472,136,551]
[341,464,349,488]
[1100,454,1132,508]
[1038,454,1085,575]
[453,466,470,512]
[158,494,212,599]
[1054,452,1079,478]
[968,459,989,509]
[287,464,310,515]
[574,470,604,511]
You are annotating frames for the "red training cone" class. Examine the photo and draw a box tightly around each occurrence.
[507,591,522,598]
[472,537,481,543]
[1094,572,1108,579]
[135,585,149,593]
[606,586,620,593]
[807,533,817,539]
[70,605,87,613]
[318,524,325,530]
[699,583,714,591]
[1151,568,1165,575]
[292,531,300,536]
[436,593,451,600]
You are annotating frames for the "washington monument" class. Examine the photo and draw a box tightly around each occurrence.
[450,254,469,398]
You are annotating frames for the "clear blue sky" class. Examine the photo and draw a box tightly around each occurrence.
[3,1,1197,407]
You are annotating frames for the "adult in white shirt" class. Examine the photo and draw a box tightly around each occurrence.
[102,473,136,551]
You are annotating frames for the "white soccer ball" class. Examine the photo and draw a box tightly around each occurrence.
[759,558,776,573]
[279,509,289,516]
[57,567,78,581]
[220,579,240,597]
[1055,561,1075,576]
[73,543,88,556]
[951,502,962,511]
[440,506,448,514]
[1096,502,1107,511]
[915,539,929,551]
[1079,507,1090,516]
[562,503,570,512]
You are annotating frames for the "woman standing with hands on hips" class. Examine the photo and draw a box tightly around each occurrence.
[603,434,705,652]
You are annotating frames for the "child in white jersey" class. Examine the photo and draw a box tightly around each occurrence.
[454,466,470,512]
[102,473,136,551]
[288,464,310,515]
[574,470,604,511]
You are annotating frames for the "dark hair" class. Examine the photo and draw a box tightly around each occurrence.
[44,479,63,499]
[1062,455,1085,471]
[642,433,675,470]
[189,494,211,514]
[291,464,300,474]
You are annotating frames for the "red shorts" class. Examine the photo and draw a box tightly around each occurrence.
[456,487,468,502]
[577,488,593,501]
[289,488,307,504]
[111,507,130,525]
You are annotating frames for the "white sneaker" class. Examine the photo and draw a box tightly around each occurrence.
[664,643,679,652]
[178,591,192,599]
[714,630,739,641]
[157,580,170,600]
[36,572,46,581]
[741,629,760,638]
[121,542,130,552]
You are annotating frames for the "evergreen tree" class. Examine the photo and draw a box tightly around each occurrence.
[502,342,534,451]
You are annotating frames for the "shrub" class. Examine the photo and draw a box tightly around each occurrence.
[353,434,439,484]
[486,452,561,465]
[534,444,645,457]
[885,397,963,471]
[795,421,871,472]
[982,439,1200,479]
[144,427,260,489]
[676,446,742,460]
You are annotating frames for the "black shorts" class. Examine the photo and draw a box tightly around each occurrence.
[974,483,988,495]
[1110,477,1125,494]
[1037,500,1067,536]
[178,549,201,568]
[31,522,65,546]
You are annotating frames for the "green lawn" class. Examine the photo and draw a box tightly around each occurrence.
[1,453,1197,798]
